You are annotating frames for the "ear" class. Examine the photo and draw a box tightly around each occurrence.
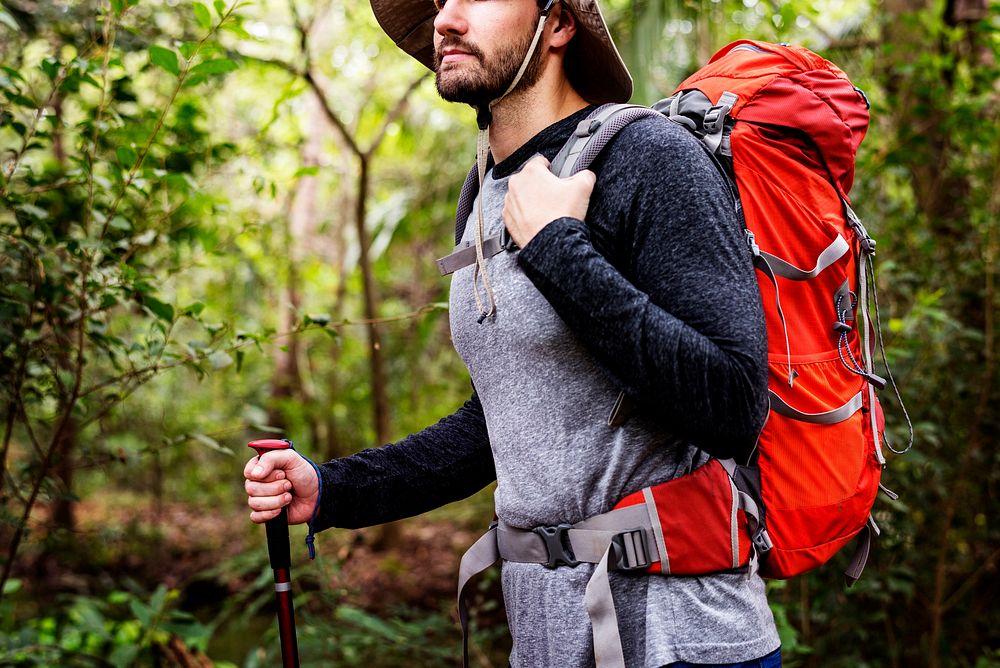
[548,3,577,48]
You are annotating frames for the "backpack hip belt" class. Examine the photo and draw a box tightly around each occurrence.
[457,459,762,668]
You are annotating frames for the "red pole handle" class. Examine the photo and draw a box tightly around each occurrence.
[248,439,300,668]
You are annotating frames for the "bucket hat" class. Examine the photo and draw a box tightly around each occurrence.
[369,0,633,104]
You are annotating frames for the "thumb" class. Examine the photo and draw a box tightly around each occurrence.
[248,450,294,480]
[525,153,551,171]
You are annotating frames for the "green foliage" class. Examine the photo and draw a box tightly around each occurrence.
[0,582,213,667]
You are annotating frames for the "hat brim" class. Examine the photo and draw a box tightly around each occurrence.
[369,0,632,105]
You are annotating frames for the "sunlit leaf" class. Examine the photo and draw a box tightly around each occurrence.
[148,45,180,76]
[193,2,212,30]
[190,58,238,76]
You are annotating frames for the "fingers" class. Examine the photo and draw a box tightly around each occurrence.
[247,490,293,513]
[523,154,551,170]
[244,451,295,481]
[245,477,292,498]
[250,508,284,524]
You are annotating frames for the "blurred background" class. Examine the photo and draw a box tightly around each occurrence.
[0,0,996,665]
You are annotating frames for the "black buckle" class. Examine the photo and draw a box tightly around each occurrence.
[532,524,579,569]
[499,227,519,252]
[611,529,651,572]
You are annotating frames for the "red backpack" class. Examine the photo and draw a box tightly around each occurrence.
[557,40,903,581]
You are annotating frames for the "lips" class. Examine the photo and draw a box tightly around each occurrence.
[435,39,481,68]
[440,49,474,64]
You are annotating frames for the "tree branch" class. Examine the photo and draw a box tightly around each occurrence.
[363,73,430,160]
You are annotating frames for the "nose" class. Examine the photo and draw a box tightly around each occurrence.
[433,0,468,38]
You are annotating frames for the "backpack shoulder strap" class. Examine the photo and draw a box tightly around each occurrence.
[454,163,480,245]
[550,103,663,178]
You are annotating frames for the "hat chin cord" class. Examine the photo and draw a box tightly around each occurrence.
[470,4,554,322]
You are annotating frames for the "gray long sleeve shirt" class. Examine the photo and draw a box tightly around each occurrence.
[315,106,779,665]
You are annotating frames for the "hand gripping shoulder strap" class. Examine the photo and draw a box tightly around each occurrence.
[451,105,662,252]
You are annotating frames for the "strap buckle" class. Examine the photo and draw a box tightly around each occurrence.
[702,98,735,134]
[610,529,651,572]
[532,524,579,569]
[752,527,774,553]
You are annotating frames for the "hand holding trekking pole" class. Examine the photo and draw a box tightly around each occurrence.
[246,439,315,668]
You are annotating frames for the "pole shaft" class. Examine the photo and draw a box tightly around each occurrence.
[266,506,299,667]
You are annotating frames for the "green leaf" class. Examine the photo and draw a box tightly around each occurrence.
[3,90,37,107]
[129,599,152,626]
[191,432,234,454]
[116,145,137,167]
[214,0,226,16]
[15,203,48,220]
[179,41,200,60]
[182,301,206,317]
[109,0,125,14]
[2,579,21,595]
[193,2,212,29]
[109,215,132,231]
[182,74,208,89]
[109,643,139,668]
[40,57,59,81]
[142,296,175,322]
[294,166,320,178]
[148,45,180,76]
[190,58,238,76]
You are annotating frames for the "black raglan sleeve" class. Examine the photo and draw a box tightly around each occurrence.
[312,390,495,531]
[516,117,768,460]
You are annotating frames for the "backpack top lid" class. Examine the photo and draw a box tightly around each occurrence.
[676,39,870,201]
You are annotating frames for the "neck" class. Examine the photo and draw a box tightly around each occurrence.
[485,68,587,164]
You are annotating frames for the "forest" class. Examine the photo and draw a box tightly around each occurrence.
[0,0,997,665]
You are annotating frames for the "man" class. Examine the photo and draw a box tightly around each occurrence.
[244,0,781,665]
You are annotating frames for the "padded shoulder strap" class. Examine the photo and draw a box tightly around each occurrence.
[455,163,480,245]
[550,104,663,178]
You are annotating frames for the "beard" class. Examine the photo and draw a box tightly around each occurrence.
[433,25,545,107]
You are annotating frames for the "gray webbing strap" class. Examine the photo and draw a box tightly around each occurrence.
[844,521,872,586]
[436,235,505,276]
[457,526,500,668]
[768,390,863,425]
[845,199,887,465]
[758,234,851,281]
[585,545,626,668]
[753,252,796,386]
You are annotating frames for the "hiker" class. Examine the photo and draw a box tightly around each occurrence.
[244,0,782,665]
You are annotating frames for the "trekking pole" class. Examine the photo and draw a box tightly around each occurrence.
[248,439,300,668]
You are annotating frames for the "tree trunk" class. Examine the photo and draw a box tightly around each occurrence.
[353,156,402,550]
